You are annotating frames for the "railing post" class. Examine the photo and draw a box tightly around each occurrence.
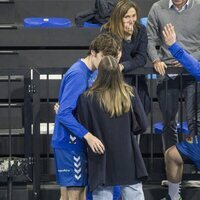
[149,76,154,172]
[32,68,41,200]
[24,70,33,179]
[7,75,12,200]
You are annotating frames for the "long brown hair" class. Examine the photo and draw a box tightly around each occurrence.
[103,0,140,39]
[86,56,133,117]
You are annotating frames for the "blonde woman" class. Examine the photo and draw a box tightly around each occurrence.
[77,56,148,200]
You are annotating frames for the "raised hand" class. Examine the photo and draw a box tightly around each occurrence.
[162,23,176,46]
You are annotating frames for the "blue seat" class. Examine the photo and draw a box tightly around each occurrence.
[83,22,101,28]
[154,122,189,135]
[24,18,72,28]
[146,74,157,79]
[177,122,190,134]
[140,17,148,27]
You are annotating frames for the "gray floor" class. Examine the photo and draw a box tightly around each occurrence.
[1,182,200,200]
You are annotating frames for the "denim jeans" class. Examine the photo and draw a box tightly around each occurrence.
[157,76,200,150]
[92,183,144,200]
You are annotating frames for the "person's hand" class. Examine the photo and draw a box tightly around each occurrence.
[171,60,182,67]
[54,102,59,114]
[162,23,176,46]
[124,23,133,39]
[84,132,105,154]
[153,60,167,76]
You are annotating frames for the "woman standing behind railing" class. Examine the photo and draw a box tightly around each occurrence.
[101,0,150,115]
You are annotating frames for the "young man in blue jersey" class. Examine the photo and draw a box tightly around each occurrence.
[161,23,200,200]
[51,33,122,200]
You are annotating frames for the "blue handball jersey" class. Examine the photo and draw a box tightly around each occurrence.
[52,59,97,152]
[168,42,200,81]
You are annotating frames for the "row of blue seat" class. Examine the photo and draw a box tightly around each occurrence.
[24,17,101,28]
[24,17,148,28]
[154,122,189,135]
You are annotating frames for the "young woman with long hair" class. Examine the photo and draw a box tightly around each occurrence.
[77,55,148,200]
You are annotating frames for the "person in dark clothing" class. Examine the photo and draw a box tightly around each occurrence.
[102,0,150,114]
[77,55,148,200]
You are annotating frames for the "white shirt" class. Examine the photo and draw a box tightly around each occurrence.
[169,0,190,13]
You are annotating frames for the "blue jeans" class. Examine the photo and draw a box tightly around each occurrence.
[92,183,144,200]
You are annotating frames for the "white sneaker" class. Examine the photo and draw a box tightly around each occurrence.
[161,180,168,187]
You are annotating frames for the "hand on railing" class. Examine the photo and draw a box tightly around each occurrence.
[153,60,167,76]
[171,60,182,68]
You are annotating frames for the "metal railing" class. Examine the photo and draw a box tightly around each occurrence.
[0,67,199,200]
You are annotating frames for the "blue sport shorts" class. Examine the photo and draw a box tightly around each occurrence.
[54,148,87,187]
[176,135,200,170]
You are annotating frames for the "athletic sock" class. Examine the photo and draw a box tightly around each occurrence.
[168,181,181,200]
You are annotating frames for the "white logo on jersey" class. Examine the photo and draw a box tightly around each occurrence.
[69,134,77,144]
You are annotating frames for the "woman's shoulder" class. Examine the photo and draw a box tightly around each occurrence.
[80,92,96,103]
[137,23,146,33]
[79,92,89,103]
[133,24,147,42]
